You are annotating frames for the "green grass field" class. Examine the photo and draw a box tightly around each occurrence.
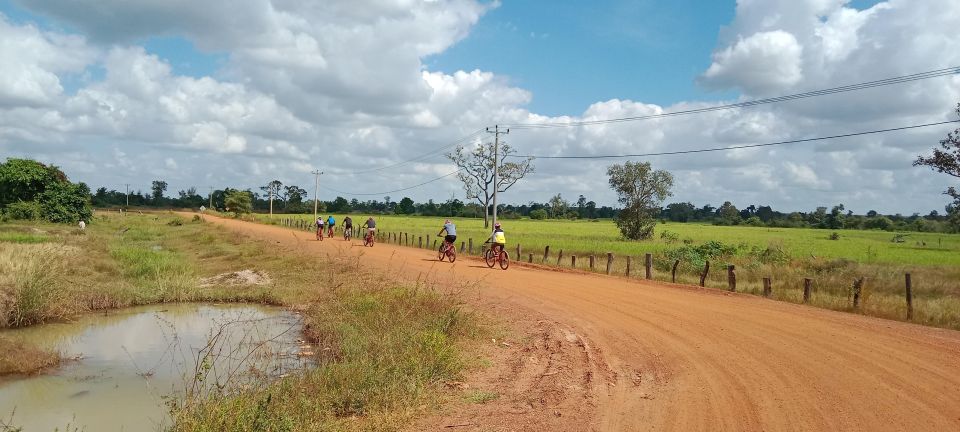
[261,214,960,267]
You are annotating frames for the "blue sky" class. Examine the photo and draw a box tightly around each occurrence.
[427,0,737,116]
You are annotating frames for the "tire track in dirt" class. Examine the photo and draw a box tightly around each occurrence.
[200,215,960,431]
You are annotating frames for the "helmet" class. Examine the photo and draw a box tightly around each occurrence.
[494,222,501,228]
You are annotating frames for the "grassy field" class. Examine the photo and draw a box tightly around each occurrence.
[261,213,960,330]
[0,214,486,431]
[261,214,960,267]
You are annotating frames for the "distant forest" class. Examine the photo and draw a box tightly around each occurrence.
[90,181,957,233]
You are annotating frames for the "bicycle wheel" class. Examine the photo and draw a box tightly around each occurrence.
[499,250,509,270]
[437,243,446,261]
[484,249,496,268]
[447,247,456,263]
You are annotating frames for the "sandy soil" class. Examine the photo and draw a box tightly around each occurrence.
[199,215,960,432]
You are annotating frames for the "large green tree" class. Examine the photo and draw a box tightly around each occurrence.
[0,158,91,223]
[224,190,253,217]
[607,161,673,240]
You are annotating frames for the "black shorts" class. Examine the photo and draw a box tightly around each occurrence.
[444,235,457,243]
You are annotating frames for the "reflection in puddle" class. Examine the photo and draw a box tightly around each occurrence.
[0,303,309,432]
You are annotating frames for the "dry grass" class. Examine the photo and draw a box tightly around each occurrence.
[0,213,483,432]
[0,335,60,375]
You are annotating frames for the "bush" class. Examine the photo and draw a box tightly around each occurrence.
[744,216,764,227]
[666,240,739,269]
[37,181,92,223]
[829,232,841,240]
[660,230,679,243]
[4,201,42,220]
[529,209,548,220]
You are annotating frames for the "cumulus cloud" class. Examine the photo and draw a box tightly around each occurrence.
[1,0,960,215]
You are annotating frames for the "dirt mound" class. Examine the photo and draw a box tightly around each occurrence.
[199,269,271,287]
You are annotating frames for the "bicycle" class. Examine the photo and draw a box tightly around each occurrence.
[363,230,375,247]
[343,226,353,241]
[327,225,334,238]
[483,242,509,270]
[437,240,457,262]
[316,224,324,242]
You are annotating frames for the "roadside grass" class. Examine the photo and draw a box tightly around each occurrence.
[464,390,499,404]
[258,214,960,267]
[1,213,486,431]
[261,213,960,330]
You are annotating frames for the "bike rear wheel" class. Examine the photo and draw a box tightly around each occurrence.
[447,246,457,263]
[499,250,509,270]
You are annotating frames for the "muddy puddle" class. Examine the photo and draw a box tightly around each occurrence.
[0,303,310,431]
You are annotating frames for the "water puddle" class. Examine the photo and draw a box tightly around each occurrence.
[0,303,310,431]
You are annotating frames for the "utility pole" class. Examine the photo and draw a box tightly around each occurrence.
[124,183,130,208]
[208,187,213,210]
[312,170,323,221]
[269,185,274,218]
[485,125,509,228]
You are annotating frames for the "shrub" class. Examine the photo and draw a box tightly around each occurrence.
[4,201,42,220]
[529,209,548,220]
[660,230,679,243]
[744,216,764,227]
[829,232,841,240]
[665,240,739,269]
[38,181,92,223]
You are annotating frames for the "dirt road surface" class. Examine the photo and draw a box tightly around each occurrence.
[203,215,960,431]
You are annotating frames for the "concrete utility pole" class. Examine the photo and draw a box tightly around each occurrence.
[312,170,323,221]
[124,183,130,208]
[208,187,213,210]
[485,125,509,228]
[269,186,274,218]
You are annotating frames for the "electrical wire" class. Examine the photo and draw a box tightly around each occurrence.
[321,169,463,196]
[508,120,960,159]
[500,66,960,129]
[337,129,484,175]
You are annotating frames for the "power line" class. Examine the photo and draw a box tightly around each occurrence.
[338,129,484,175]
[509,120,960,159]
[321,169,463,196]
[501,66,960,129]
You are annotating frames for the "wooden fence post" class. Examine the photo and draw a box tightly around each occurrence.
[700,260,710,287]
[468,238,474,254]
[626,256,632,277]
[543,246,550,263]
[516,244,521,261]
[905,273,913,320]
[460,241,465,253]
[644,254,652,280]
[418,236,423,249]
[557,250,564,265]
[433,239,438,251]
[803,278,812,303]
[762,277,772,298]
[852,277,864,309]
[589,255,595,271]
[727,265,736,292]
[528,253,533,263]
[606,253,614,275]
[671,260,680,283]
[426,235,431,248]
[571,255,577,268]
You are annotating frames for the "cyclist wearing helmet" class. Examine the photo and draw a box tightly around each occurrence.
[342,216,353,238]
[488,222,506,255]
[438,219,457,245]
[326,215,336,237]
[363,217,376,235]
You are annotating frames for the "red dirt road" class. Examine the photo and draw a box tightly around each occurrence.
[205,216,960,431]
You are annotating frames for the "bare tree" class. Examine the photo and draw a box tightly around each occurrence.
[447,141,535,227]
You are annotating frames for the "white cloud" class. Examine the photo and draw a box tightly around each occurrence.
[2,0,960,215]
[701,30,804,94]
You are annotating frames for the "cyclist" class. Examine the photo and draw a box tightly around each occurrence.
[363,217,376,240]
[438,219,457,249]
[488,222,506,255]
[342,216,353,239]
[326,215,336,238]
[315,215,325,238]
